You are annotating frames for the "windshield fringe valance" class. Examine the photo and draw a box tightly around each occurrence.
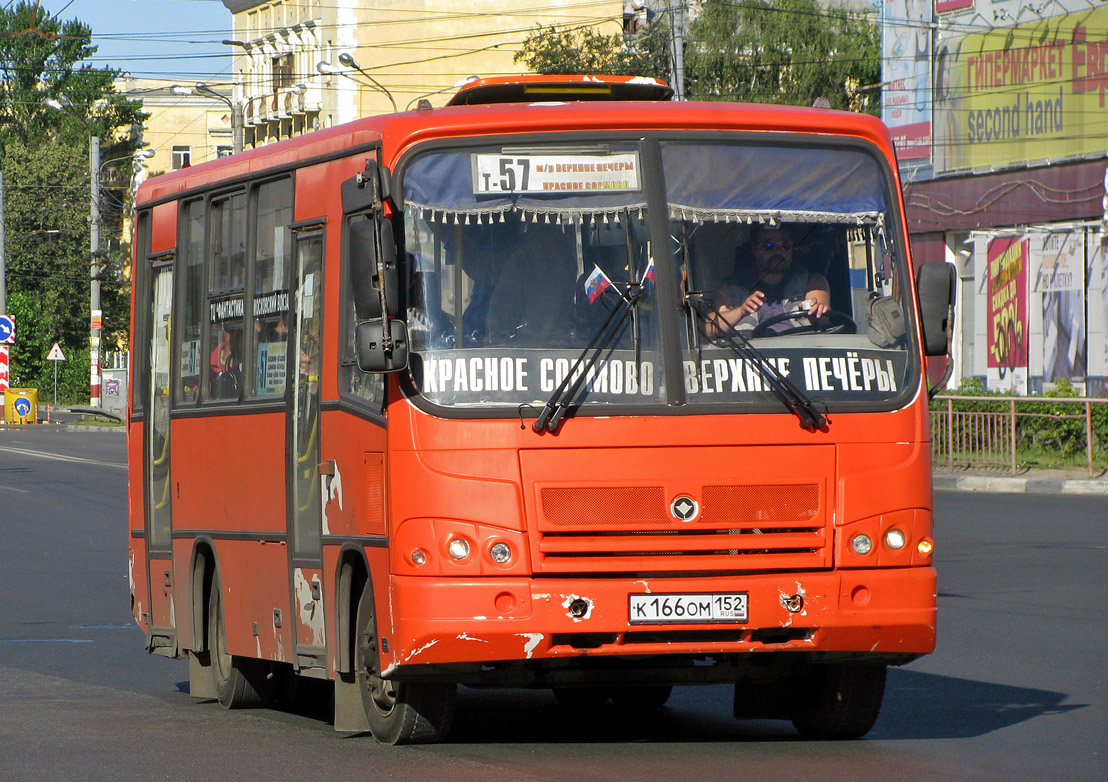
[405,202,649,226]
[666,206,885,227]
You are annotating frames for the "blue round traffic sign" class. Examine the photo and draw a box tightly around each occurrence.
[13,396,32,417]
[0,315,14,343]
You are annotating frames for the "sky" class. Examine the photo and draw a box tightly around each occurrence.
[37,0,234,83]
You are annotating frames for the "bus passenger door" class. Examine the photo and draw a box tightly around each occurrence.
[144,260,176,654]
[287,231,327,672]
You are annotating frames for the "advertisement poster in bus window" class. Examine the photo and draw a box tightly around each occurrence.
[881,0,932,164]
[986,236,1028,394]
[1032,232,1085,383]
[1087,230,1108,385]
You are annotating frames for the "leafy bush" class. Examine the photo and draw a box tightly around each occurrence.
[1017,379,1086,457]
[932,378,1108,468]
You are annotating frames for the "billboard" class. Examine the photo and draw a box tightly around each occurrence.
[1089,231,1108,382]
[934,6,1108,173]
[1031,232,1085,383]
[882,0,933,163]
[986,236,1029,393]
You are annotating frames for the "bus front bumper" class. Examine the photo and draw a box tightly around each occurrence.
[383,567,935,675]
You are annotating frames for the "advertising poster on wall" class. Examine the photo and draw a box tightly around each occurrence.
[881,0,932,164]
[1088,231,1108,386]
[1032,232,1086,383]
[986,236,1029,393]
[933,6,1108,174]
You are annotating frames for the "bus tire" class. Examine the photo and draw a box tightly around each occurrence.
[355,582,455,744]
[552,687,611,708]
[790,664,886,740]
[208,571,264,709]
[611,684,672,710]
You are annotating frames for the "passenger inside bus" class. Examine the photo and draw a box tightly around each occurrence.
[704,223,830,338]
[209,324,242,398]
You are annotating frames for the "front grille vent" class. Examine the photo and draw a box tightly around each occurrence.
[536,484,826,574]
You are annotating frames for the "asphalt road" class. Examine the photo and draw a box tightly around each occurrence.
[1,427,1105,781]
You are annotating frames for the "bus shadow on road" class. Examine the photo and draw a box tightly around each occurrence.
[871,668,1084,741]
[174,667,1080,744]
[446,668,1083,744]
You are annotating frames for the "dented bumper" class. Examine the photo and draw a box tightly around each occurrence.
[385,566,936,673]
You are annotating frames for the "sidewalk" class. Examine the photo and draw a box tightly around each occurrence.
[933,466,1108,495]
[5,417,1106,494]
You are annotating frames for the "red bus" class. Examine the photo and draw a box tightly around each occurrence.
[128,75,954,744]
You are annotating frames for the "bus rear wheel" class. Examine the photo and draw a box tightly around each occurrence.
[789,664,886,739]
[354,582,455,744]
[208,572,264,709]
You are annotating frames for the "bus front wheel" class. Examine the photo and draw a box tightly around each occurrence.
[355,582,455,744]
[207,572,265,709]
[789,663,886,739]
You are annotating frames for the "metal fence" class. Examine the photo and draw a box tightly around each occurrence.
[930,395,1108,476]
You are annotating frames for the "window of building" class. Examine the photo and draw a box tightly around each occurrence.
[216,145,233,158]
[172,146,192,170]
[272,54,293,91]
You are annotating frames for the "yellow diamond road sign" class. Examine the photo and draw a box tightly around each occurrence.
[47,343,66,361]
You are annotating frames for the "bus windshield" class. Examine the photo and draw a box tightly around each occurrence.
[400,137,914,412]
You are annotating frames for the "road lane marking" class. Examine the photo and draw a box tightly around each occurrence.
[0,446,125,470]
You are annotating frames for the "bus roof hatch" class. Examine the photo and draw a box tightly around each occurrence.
[445,74,674,106]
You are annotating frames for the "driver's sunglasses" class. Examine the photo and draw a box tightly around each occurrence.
[760,239,792,250]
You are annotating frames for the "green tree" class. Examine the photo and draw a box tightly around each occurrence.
[515,21,672,82]
[6,290,88,404]
[0,1,145,397]
[685,0,880,113]
[515,2,881,115]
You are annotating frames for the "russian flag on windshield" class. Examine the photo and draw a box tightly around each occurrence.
[584,265,613,303]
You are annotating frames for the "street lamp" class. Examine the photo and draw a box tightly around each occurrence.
[45,95,106,407]
[171,83,243,154]
[317,56,397,113]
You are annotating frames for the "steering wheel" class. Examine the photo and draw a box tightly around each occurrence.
[750,309,857,338]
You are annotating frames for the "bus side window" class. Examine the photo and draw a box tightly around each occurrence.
[176,199,205,404]
[250,179,293,399]
[207,192,247,401]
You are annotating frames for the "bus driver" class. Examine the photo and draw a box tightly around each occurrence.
[706,224,830,337]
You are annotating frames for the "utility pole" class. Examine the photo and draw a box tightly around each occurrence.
[669,0,686,101]
[90,135,102,408]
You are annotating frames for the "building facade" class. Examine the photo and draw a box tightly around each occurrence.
[881,0,1108,395]
[117,76,236,177]
[221,0,628,148]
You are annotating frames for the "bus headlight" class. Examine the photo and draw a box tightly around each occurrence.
[489,542,512,564]
[884,529,907,550]
[851,534,873,555]
[447,537,471,561]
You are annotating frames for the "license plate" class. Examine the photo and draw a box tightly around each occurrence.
[628,593,748,625]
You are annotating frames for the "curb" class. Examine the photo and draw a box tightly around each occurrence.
[934,473,1108,495]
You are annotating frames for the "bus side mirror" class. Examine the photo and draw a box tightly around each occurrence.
[916,262,956,357]
[356,318,409,372]
[349,217,400,320]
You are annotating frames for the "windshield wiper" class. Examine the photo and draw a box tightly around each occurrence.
[685,294,828,432]
[533,280,643,433]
